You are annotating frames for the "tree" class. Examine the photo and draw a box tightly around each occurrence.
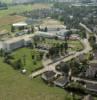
[63,42,68,53]
[56,61,70,74]
[13,59,23,70]
[44,27,48,32]
[23,54,26,65]
[11,25,15,32]
[31,26,35,33]
[0,48,4,57]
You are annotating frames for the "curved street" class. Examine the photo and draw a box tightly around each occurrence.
[30,23,92,78]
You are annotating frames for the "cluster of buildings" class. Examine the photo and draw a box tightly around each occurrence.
[41,70,69,88]
[0,28,79,53]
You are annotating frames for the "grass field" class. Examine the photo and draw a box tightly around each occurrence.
[0,4,51,17]
[11,48,43,73]
[0,57,75,100]
[0,3,51,31]
[0,0,12,4]
[38,38,83,52]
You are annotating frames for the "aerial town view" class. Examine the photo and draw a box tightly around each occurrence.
[0,0,97,100]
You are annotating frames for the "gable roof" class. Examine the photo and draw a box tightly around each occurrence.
[41,71,56,81]
[85,63,97,78]
[54,75,68,87]
[86,83,97,93]
[83,95,94,100]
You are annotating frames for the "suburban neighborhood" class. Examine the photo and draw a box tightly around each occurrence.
[0,0,97,100]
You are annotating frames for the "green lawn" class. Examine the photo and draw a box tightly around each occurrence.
[38,38,83,52]
[11,48,43,73]
[0,57,74,100]
[0,0,12,4]
[0,4,51,17]
[0,4,33,17]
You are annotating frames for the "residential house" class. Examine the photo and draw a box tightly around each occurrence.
[83,95,94,100]
[41,71,56,82]
[85,63,97,79]
[53,75,69,88]
[85,83,97,94]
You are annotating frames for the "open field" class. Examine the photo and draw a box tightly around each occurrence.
[0,0,12,4]
[11,48,43,73]
[0,15,26,26]
[40,18,65,29]
[0,4,51,17]
[0,15,26,31]
[0,4,51,31]
[0,57,75,100]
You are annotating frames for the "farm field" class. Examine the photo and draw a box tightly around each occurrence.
[0,57,75,100]
[0,15,26,26]
[0,3,51,31]
[0,4,51,17]
[0,0,12,4]
[0,15,26,31]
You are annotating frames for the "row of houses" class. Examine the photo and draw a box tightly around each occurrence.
[41,71,69,88]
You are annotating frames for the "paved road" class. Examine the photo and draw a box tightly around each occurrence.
[72,77,97,84]
[30,23,93,78]
[30,38,92,78]
[79,23,92,39]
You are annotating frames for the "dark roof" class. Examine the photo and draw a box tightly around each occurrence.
[41,71,56,81]
[77,54,86,62]
[85,63,97,78]
[86,83,97,93]
[54,76,68,87]
[93,50,97,60]
[83,95,94,100]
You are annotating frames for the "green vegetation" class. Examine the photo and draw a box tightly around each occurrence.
[0,57,74,100]
[0,0,12,4]
[0,4,51,17]
[0,4,33,17]
[38,38,83,51]
[11,48,43,73]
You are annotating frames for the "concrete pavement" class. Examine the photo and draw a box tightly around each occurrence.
[30,23,92,78]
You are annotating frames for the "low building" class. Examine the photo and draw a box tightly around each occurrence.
[77,54,86,63]
[69,34,80,40]
[83,95,94,100]
[3,38,25,52]
[41,71,56,82]
[1,34,34,52]
[56,29,70,40]
[35,31,56,38]
[93,50,97,60]
[86,83,97,93]
[53,75,69,88]
[85,63,97,79]
[12,22,27,28]
[40,25,66,33]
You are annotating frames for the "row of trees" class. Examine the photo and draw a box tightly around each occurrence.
[48,42,68,58]
[88,35,97,50]
[3,50,44,70]
[55,56,88,77]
